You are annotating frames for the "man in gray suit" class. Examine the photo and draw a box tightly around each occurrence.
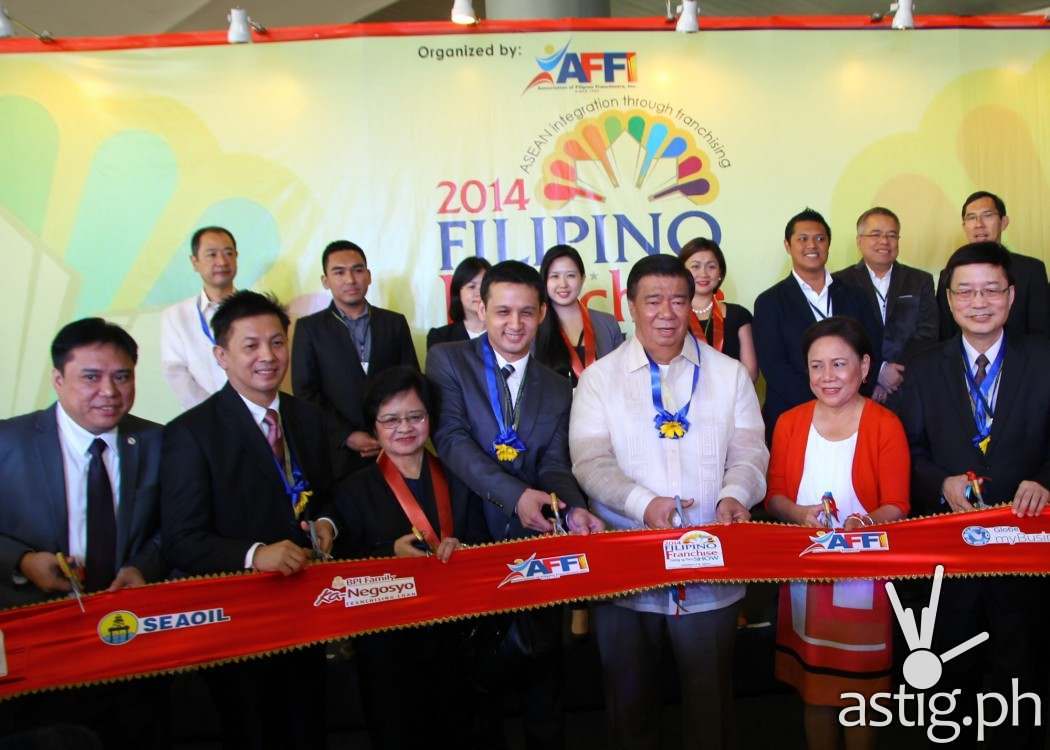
[0,317,167,745]
[833,207,938,407]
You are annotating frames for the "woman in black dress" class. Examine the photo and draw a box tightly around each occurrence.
[680,237,759,381]
[426,256,491,350]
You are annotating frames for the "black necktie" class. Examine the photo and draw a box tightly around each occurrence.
[974,353,989,389]
[86,438,117,592]
[499,364,515,422]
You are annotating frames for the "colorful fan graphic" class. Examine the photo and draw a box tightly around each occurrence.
[540,109,720,209]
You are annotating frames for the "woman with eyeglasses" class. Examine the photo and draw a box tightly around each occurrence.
[331,366,480,749]
[679,237,759,382]
[427,256,492,350]
[535,244,625,386]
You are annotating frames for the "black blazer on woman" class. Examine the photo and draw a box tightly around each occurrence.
[426,320,469,350]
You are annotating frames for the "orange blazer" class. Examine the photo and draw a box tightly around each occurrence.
[766,398,910,515]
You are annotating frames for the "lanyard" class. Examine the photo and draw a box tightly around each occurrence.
[961,336,1006,453]
[558,302,597,379]
[646,335,701,439]
[377,451,453,553]
[807,295,831,320]
[270,449,311,518]
[481,336,527,461]
[197,304,216,345]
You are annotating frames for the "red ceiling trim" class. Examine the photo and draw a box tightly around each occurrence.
[0,15,1046,54]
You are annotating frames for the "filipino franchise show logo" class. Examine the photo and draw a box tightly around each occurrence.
[524,40,636,92]
[663,529,726,569]
[497,552,590,588]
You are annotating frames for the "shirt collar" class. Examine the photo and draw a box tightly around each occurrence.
[198,289,232,314]
[493,349,530,373]
[331,301,370,324]
[237,392,281,426]
[865,263,893,288]
[961,332,1005,372]
[626,334,700,372]
[792,269,834,296]
[55,403,119,457]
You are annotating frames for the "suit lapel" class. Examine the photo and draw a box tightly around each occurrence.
[515,360,543,450]
[985,336,1021,461]
[884,263,904,320]
[782,275,817,324]
[940,338,984,461]
[853,261,884,325]
[325,303,367,379]
[33,407,68,552]
[218,384,285,488]
[115,422,140,564]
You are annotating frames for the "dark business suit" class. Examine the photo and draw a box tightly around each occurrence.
[426,335,586,750]
[753,275,883,442]
[427,320,470,350]
[0,405,165,607]
[292,302,419,479]
[898,334,1050,746]
[0,405,167,746]
[534,308,626,385]
[161,382,333,750]
[936,251,1049,340]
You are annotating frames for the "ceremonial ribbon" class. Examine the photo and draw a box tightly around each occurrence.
[271,452,311,519]
[197,304,216,344]
[376,450,453,552]
[480,336,526,461]
[961,335,1006,454]
[1,506,1049,701]
[647,335,701,439]
[558,302,597,380]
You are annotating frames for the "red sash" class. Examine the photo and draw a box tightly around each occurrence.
[559,302,597,379]
[689,295,726,352]
[376,451,453,552]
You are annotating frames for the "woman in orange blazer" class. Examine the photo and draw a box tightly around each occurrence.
[766,316,910,750]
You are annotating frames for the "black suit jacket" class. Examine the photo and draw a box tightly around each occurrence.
[426,321,469,351]
[161,383,333,575]
[753,274,883,440]
[292,302,419,478]
[898,334,1050,516]
[331,458,485,559]
[426,336,586,541]
[0,406,165,607]
[936,251,1049,340]
[833,260,938,365]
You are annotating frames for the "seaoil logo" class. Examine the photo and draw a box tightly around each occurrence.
[97,607,231,646]
[525,40,637,93]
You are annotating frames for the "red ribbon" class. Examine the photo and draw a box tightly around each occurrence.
[0,506,1046,701]
[558,302,597,380]
[376,450,453,552]
[688,295,725,352]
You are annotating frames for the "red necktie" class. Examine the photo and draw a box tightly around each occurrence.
[263,409,285,463]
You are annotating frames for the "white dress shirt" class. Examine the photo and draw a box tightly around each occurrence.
[160,291,229,410]
[570,336,769,614]
[493,350,530,410]
[56,404,121,566]
[961,332,1005,416]
[793,270,834,321]
[866,264,892,324]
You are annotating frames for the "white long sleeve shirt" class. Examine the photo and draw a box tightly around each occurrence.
[160,292,228,410]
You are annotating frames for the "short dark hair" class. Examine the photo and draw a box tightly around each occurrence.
[480,260,545,304]
[51,318,139,372]
[322,240,367,274]
[540,244,586,284]
[211,290,290,348]
[856,207,900,232]
[362,366,432,435]
[944,241,1015,289]
[191,226,236,257]
[961,191,1006,219]
[679,238,727,293]
[801,316,872,363]
[448,256,492,323]
[626,254,695,302]
[785,208,831,243]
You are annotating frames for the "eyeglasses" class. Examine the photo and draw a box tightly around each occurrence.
[963,210,999,224]
[858,231,900,241]
[947,286,1010,302]
[375,411,427,428]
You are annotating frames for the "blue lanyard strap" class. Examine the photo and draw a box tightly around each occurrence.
[197,303,216,344]
[646,336,701,440]
[481,336,527,460]
[271,449,311,517]
[961,336,1006,451]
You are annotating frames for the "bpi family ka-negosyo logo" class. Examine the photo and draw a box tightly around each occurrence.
[97,607,231,646]
[524,40,636,93]
[497,553,590,588]
[840,565,1041,743]
[799,530,890,556]
[663,530,725,569]
[314,573,417,608]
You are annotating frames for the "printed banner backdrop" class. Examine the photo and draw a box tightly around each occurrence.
[2,25,1049,422]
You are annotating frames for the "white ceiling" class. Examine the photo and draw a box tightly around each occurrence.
[2,0,1047,38]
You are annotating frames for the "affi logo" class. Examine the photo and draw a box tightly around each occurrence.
[498,553,589,588]
[525,41,636,92]
[97,607,230,646]
[800,530,889,556]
